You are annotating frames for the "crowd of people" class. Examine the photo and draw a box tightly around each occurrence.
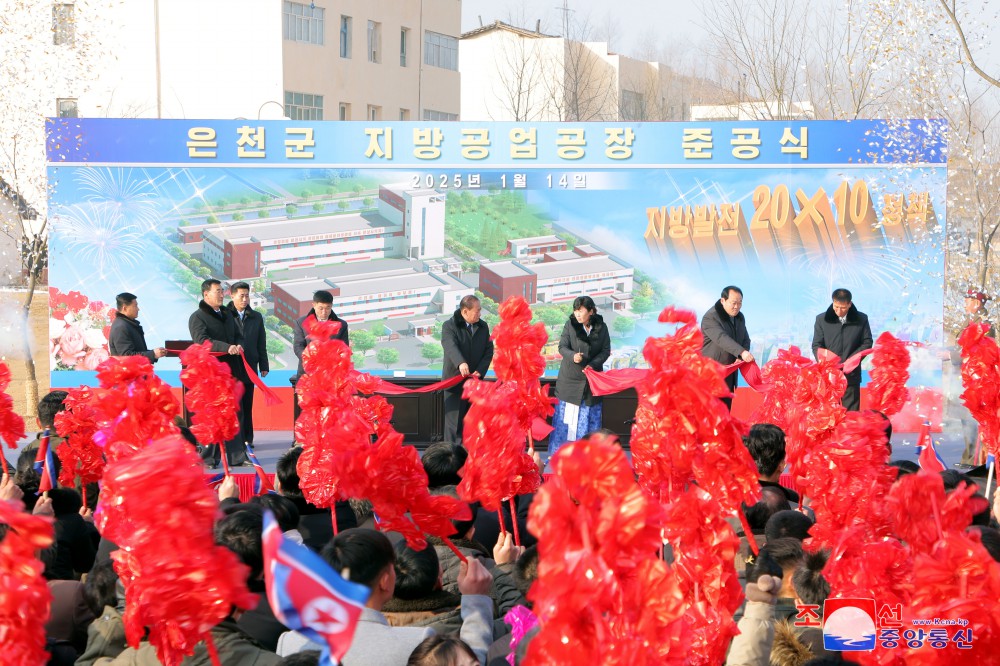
[3,280,997,665]
[3,379,999,665]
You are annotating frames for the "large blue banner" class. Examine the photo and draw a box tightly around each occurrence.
[45,119,946,395]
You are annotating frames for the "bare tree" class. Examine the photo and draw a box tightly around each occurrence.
[542,17,618,122]
[0,0,119,416]
[490,26,546,122]
[699,0,813,119]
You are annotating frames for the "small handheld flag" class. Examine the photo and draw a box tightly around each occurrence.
[37,436,57,494]
[246,445,274,496]
[916,422,946,473]
[33,428,50,474]
[262,510,369,665]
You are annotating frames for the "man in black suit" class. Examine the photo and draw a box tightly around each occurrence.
[188,278,249,467]
[440,294,494,443]
[107,292,167,362]
[292,290,349,378]
[227,281,268,450]
[812,287,874,411]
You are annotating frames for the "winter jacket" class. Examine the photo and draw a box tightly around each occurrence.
[188,300,245,380]
[555,314,611,407]
[430,536,527,622]
[702,300,751,365]
[812,304,873,386]
[292,309,349,377]
[227,302,269,375]
[108,315,157,363]
[441,309,493,389]
[92,618,280,666]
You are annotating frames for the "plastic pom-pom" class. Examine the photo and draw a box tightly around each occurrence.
[0,361,26,448]
[96,436,256,666]
[0,499,54,666]
[180,341,243,446]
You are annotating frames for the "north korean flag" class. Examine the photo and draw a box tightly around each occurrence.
[262,510,369,665]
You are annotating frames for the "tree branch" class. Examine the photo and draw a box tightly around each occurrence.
[937,0,1000,89]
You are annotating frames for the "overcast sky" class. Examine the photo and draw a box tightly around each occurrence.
[460,0,1000,71]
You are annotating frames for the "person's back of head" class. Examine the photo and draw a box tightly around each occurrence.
[745,423,786,478]
[38,390,69,428]
[406,634,478,666]
[249,493,300,533]
[215,509,264,582]
[764,509,814,542]
[393,541,441,601]
[321,528,395,589]
[429,485,477,539]
[279,651,321,666]
[763,536,804,573]
[968,525,1000,562]
[48,487,82,516]
[276,446,304,498]
[349,498,374,526]
[792,550,831,609]
[513,545,538,599]
[890,460,919,479]
[83,559,119,616]
[743,487,791,533]
[422,442,467,489]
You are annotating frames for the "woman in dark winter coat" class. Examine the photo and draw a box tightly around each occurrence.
[548,296,612,459]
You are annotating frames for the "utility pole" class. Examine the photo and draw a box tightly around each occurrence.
[555,0,573,37]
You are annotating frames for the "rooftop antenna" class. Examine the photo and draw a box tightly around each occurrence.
[555,0,573,37]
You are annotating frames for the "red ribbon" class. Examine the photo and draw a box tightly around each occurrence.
[168,348,281,406]
[584,360,770,396]
[352,372,465,395]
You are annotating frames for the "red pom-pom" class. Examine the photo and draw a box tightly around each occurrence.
[54,386,105,488]
[96,436,256,665]
[0,361,27,448]
[92,356,180,464]
[0,499,54,666]
[749,346,811,429]
[867,332,911,417]
[526,436,689,665]
[180,341,243,445]
[958,323,1000,459]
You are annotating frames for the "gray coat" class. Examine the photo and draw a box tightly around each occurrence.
[812,303,873,386]
[701,300,751,365]
[555,314,611,407]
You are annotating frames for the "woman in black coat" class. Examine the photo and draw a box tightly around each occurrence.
[549,296,612,459]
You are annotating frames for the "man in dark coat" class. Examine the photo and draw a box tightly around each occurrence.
[701,285,753,410]
[292,289,349,378]
[441,295,494,443]
[227,281,268,449]
[188,278,248,467]
[812,287,873,411]
[107,292,166,363]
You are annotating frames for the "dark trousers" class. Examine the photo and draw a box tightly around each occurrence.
[443,389,470,444]
[239,381,255,445]
[720,371,737,411]
[842,385,861,412]
[200,435,246,467]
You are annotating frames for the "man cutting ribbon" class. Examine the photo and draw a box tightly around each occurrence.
[188,278,250,468]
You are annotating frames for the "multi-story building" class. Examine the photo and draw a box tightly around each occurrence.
[282,0,461,122]
[271,258,468,326]
[199,183,446,279]
[480,245,634,310]
[459,20,685,122]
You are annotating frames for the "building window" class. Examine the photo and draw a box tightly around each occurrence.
[339,103,350,121]
[340,16,352,58]
[57,98,78,118]
[285,90,324,120]
[424,31,457,70]
[52,3,74,45]
[367,20,381,63]
[400,28,409,67]
[423,109,458,122]
[283,1,324,45]
[399,108,410,121]
[367,105,381,121]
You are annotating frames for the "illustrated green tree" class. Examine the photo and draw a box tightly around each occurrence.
[352,352,366,368]
[338,200,350,211]
[350,329,377,355]
[285,204,298,216]
[312,202,324,213]
[376,347,399,369]
[363,196,375,207]
[266,338,284,357]
[206,214,219,224]
[538,307,568,327]
[279,324,294,338]
[613,316,635,338]
[421,342,444,364]
[258,209,270,218]
[632,295,655,319]
[232,212,244,221]
[265,315,281,328]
